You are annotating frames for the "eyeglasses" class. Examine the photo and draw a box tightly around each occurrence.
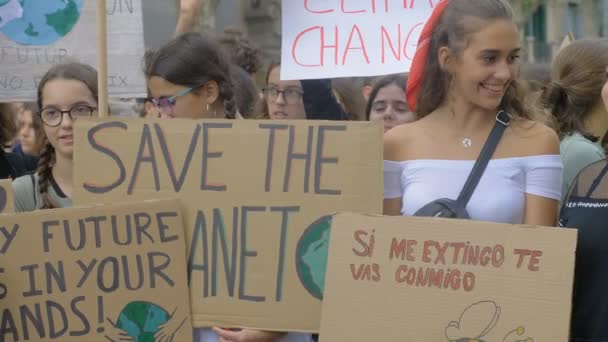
[38,105,97,127]
[146,86,198,116]
[263,87,303,105]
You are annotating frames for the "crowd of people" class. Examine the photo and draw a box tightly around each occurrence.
[1,0,608,340]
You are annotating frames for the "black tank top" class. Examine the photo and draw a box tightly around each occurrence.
[560,159,608,342]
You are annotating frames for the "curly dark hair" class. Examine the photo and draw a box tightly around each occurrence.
[220,28,262,75]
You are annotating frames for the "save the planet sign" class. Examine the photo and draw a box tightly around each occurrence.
[73,118,383,332]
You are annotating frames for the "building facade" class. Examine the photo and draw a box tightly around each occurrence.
[141,0,608,65]
[515,0,608,62]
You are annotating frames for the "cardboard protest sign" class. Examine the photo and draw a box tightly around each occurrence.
[0,179,14,213]
[0,199,192,341]
[280,0,441,80]
[0,0,146,101]
[72,118,383,332]
[320,213,577,341]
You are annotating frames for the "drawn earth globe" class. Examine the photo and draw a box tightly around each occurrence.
[116,301,170,342]
[295,215,332,300]
[0,0,83,45]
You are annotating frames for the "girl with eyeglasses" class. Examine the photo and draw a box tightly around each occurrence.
[144,32,238,120]
[262,62,349,121]
[145,30,313,342]
[12,62,98,211]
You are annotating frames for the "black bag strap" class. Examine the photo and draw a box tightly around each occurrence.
[584,161,608,198]
[456,110,511,207]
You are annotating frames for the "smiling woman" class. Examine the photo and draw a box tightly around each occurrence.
[383,0,562,227]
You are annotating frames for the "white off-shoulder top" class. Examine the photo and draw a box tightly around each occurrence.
[384,155,563,224]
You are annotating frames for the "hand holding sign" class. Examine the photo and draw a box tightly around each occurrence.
[213,327,286,342]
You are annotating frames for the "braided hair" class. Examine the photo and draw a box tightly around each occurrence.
[145,32,237,119]
[36,63,98,209]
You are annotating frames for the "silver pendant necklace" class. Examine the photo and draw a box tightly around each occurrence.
[462,138,473,148]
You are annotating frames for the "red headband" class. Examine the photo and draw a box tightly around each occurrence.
[406,0,451,112]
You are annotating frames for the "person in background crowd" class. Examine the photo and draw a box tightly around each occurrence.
[262,61,348,121]
[12,62,98,212]
[559,67,608,339]
[559,59,608,340]
[0,104,29,179]
[383,0,561,226]
[15,102,45,157]
[366,74,416,132]
[261,61,305,120]
[560,158,608,342]
[540,39,608,199]
[146,32,313,342]
[0,102,23,151]
[332,77,367,121]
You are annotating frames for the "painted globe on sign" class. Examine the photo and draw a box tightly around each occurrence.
[0,0,83,45]
[295,215,332,300]
[116,301,170,342]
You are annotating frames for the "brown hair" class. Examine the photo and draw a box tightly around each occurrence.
[365,74,408,120]
[0,104,17,147]
[416,0,529,120]
[259,61,281,119]
[332,77,366,121]
[20,102,46,155]
[540,39,608,140]
[37,62,98,209]
[521,62,551,93]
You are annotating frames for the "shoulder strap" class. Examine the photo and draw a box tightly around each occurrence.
[584,161,608,198]
[30,174,37,207]
[456,110,511,207]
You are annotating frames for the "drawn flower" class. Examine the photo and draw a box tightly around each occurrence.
[503,326,533,342]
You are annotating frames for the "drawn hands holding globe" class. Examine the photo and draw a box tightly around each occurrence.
[105,318,134,342]
[105,302,188,342]
[154,307,189,342]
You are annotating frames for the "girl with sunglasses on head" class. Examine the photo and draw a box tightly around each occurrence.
[145,31,313,342]
[383,0,562,226]
[12,62,98,212]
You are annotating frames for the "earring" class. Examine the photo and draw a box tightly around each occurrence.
[206,104,217,118]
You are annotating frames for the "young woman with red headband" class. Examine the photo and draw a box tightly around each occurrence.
[383,0,562,226]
